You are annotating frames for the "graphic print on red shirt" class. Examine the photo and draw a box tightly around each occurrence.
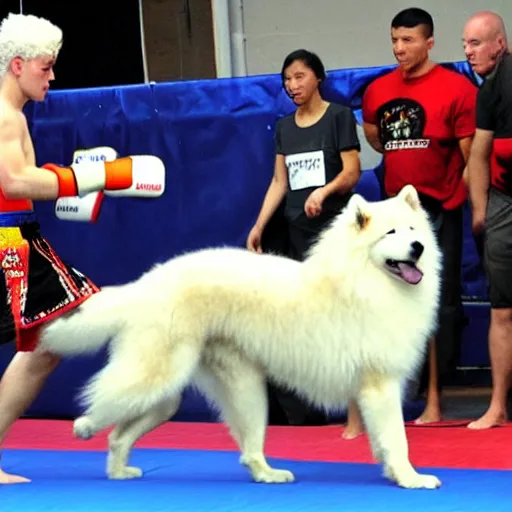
[377,98,428,151]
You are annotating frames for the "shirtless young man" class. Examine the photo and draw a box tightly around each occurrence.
[0,13,165,483]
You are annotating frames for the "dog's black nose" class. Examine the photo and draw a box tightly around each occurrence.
[410,241,424,259]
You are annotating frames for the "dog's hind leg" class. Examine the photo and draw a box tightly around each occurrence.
[106,394,182,480]
[358,375,441,490]
[196,359,294,484]
[73,342,199,441]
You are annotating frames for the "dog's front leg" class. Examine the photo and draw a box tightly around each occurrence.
[358,376,441,489]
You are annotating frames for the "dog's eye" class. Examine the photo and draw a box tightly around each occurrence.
[386,229,396,235]
[410,226,415,230]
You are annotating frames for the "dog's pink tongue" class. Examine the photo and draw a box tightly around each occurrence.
[397,263,423,284]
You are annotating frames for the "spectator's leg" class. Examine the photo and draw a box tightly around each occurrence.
[415,206,464,424]
[342,400,365,439]
[468,190,512,429]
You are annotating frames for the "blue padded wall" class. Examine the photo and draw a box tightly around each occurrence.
[0,61,489,421]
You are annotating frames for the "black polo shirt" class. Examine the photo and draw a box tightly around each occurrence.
[476,53,512,195]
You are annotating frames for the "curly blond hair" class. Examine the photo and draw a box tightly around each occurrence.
[0,13,62,76]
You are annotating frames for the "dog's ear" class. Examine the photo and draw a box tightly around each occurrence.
[355,207,370,230]
[347,194,370,230]
[398,184,421,211]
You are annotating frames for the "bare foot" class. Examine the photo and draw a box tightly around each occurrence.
[0,469,31,484]
[342,400,364,439]
[342,424,364,439]
[414,404,442,424]
[467,409,507,430]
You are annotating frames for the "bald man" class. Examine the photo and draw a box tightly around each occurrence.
[463,11,511,430]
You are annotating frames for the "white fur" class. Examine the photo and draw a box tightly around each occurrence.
[38,185,443,489]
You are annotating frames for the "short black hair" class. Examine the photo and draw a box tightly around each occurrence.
[280,49,326,84]
[391,8,434,38]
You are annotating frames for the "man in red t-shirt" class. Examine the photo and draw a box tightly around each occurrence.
[358,8,477,428]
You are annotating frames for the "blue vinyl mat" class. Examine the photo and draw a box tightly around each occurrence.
[1,448,509,511]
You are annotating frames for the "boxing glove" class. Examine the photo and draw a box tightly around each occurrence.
[54,147,117,222]
[44,155,165,198]
[103,156,165,198]
[55,191,105,222]
[72,146,118,165]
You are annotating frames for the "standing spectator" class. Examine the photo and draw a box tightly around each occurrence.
[359,7,477,428]
[463,11,511,430]
[247,48,361,426]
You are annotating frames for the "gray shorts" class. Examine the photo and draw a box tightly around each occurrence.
[484,188,512,308]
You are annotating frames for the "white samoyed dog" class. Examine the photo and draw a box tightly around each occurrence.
[38,184,442,489]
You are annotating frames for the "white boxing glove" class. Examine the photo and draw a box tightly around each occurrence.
[55,191,105,222]
[46,155,165,199]
[103,155,165,198]
[72,146,118,165]
[54,147,117,222]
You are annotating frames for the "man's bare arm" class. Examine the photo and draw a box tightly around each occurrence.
[0,117,59,200]
[458,135,474,186]
[362,122,384,154]
[467,128,493,233]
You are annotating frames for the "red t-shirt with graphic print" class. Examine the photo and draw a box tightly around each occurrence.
[362,64,477,210]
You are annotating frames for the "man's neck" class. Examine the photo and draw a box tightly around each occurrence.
[483,49,508,81]
[400,59,436,80]
[0,75,28,111]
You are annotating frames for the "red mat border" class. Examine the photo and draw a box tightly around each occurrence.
[5,419,512,470]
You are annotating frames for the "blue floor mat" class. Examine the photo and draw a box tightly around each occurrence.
[2,448,509,512]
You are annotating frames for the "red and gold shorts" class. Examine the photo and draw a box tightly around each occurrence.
[0,215,99,351]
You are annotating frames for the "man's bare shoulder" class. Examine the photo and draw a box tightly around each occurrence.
[0,101,24,142]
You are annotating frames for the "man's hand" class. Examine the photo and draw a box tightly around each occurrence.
[246,225,263,254]
[305,187,326,217]
[472,207,486,235]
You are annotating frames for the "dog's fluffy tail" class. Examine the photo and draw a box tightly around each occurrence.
[38,286,130,356]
